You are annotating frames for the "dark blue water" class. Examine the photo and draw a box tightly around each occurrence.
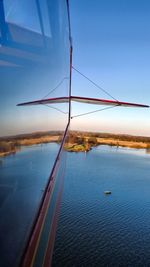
[52,146,150,267]
[0,143,59,267]
[1,144,150,267]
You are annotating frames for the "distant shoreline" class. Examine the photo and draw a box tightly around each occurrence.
[0,133,60,157]
[64,131,150,152]
[0,131,150,157]
[64,137,150,152]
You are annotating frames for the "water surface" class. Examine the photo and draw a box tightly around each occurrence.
[0,143,58,267]
[52,145,150,267]
[1,144,150,267]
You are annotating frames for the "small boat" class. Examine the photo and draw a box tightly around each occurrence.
[104,191,111,195]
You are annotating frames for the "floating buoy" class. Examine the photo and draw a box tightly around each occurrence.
[104,191,111,195]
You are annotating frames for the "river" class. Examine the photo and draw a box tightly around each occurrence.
[52,146,150,267]
[0,144,150,267]
[0,143,58,267]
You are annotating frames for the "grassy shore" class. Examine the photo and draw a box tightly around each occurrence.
[0,131,150,157]
[0,132,61,157]
[64,143,91,152]
[64,132,150,152]
[64,138,150,153]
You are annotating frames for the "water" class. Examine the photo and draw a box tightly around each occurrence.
[1,144,150,267]
[52,146,150,267]
[0,143,59,267]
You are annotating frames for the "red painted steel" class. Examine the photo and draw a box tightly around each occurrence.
[17,96,69,106]
[18,95,149,108]
[71,96,149,108]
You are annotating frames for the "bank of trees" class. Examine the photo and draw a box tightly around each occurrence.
[0,142,16,153]
[66,133,97,146]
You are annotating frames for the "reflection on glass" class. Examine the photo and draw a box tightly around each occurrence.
[0,1,70,266]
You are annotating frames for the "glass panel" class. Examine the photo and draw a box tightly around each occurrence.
[0,1,70,266]
[4,0,41,33]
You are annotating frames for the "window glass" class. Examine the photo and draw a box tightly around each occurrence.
[0,1,70,266]
[4,0,41,33]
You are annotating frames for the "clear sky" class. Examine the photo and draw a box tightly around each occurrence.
[70,0,150,136]
[0,1,150,137]
[0,0,70,137]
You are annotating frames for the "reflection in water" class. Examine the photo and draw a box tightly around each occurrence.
[0,1,71,266]
[97,144,150,157]
[146,148,150,154]
[0,144,58,267]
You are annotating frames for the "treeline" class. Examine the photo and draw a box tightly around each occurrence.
[0,131,64,154]
[1,130,150,154]
[1,130,150,144]
[66,133,97,145]
[0,142,17,153]
[0,131,63,142]
[69,131,150,143]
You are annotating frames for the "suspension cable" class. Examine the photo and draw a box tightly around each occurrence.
[71,105,119,119]
[42,77,69,99]
[42,104,68,114]
[72,66,118,102]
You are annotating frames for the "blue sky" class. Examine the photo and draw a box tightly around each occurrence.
[0,0,70,137]
[70,0,150,135]
[0,0,150,137]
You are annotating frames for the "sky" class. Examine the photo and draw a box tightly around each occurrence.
[0,0,70,137]
[0,0,150,137]
[69,0,150,136]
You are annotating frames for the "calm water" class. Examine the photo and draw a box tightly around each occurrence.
[0,144,150,267]
[0,143,59,267]
[52,146,150,267]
